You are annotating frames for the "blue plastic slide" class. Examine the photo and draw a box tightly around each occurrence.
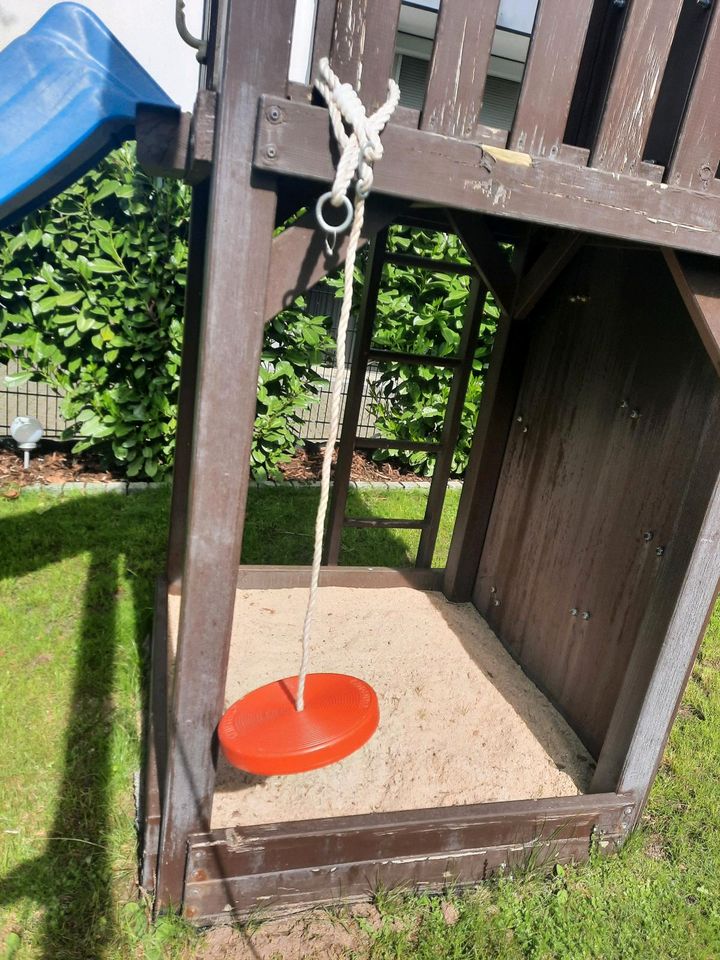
[0,3,177,229]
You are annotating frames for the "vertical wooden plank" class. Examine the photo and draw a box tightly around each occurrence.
[330,0,402,111]
[166,181,210,587]
[592,464,720,821]
[155,0,295,909]
[416,280,485,568]
[420,0,502,139]
[311,0,337,82]
[667,6,720,191]
[592,0,684,174]
[509,0,594,157]
[324,230,388,565]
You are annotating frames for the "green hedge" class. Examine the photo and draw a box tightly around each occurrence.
[0,151,497,480]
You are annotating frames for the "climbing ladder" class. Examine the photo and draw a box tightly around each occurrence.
[324,219,487,568]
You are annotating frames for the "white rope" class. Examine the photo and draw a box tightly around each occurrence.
[295,59,400,711]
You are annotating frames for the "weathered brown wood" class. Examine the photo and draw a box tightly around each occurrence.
[592,468,720,819]
[515,231,584,319]
[344,517,426,530]
[234,565,444,591]
[308,0,335,83]
[136,107,190,179]
[475,247,720,757]
[186,89,217,184]
[417,279,485,568]
[509,0,594,158]
[141,579,169,894]
[329,0,402,112]
[265,199,403,322]
[591,0,684,175]
[448,211,517,316]
[324,231,388,565]
[255,97,720,257]
[183,793,632,921]
[663,250,720,377]
[420,0,501,139]
[155,0,295,909]
[667,5,720,191]
[166,181,211,587]
[442,231,531,603]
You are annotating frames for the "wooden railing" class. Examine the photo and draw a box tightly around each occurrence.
[290,0,720,195]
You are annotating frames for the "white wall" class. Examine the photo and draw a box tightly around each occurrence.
[0,0,204,108]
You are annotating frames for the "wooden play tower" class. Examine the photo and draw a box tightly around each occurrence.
[140,0,720,921]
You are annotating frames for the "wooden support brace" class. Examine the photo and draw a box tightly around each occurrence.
[447,211,517,316]
[515,232,585,319]
[254,97,720,258]
[136,90,216,184]
[663,250,720,378]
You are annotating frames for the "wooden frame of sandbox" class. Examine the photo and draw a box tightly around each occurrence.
[138,0,720,922]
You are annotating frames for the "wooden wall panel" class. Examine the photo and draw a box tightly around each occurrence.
[473,246,720,757]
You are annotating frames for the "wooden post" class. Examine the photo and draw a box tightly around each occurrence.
[155,0,295,908]
[166,180,210,587]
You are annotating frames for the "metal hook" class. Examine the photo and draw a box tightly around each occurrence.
[175,0,207,63]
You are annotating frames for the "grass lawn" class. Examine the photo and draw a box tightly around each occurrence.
[0,485,719,959]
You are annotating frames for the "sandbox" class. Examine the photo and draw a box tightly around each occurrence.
[168,587,594,828]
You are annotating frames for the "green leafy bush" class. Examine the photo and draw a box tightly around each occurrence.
[0,149,334,479]
[0,145,189,478]
[368,225,500,476]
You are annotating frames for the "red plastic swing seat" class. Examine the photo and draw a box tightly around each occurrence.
[218,673,379,776]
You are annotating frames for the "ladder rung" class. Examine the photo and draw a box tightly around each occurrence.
[355,438,442,453]
[343,517,426,529]
[384,252,476,276]
[368,348,461,368]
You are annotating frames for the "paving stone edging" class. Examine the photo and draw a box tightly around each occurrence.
[16,477,463,496]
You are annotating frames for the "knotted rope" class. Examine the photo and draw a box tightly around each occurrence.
[295,59,400,711]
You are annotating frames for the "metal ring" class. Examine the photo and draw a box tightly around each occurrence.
[315,192,353,235]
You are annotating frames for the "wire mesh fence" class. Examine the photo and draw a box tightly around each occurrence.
[0,287,379,444]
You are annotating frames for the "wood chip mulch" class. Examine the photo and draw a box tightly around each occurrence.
[0,442,119,496]
[278,445,428,484]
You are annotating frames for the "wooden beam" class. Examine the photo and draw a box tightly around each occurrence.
[668,5,720,191]
[233,565,443,591]
[420,0,501,139]
[663,250,720,377]
[515,231,585,319]
[166,181,211,587]
[135,91,216,183]
[591,0,684,175]
[155,0,295,910]
[448,211,517,316]
[509,0,594,158]
[183,793,633,921]
[254,97,720,258]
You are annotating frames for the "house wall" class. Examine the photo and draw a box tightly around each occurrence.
[0,0,203,108]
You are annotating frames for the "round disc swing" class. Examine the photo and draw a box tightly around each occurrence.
[218,60,400,777]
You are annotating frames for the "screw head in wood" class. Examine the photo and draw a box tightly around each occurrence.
[264,143,278,160]
[570,608,578,617]
[266,105,283,123]
[630,409,641,420]
[493,598,501,606]
[581,611,591,621]
[643,531,654,542]
[620,399,629,409]
[656,546,665,557]
[490,585,497,593]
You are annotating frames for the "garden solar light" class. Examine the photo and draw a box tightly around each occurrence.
[10,416,43,470]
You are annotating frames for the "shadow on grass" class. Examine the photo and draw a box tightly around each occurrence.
[0,484,435,957]
[0,489,170,960]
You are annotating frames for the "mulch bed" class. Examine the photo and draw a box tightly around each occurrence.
[0,439,429,495]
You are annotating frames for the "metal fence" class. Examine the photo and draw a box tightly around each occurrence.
[0,286,379,444]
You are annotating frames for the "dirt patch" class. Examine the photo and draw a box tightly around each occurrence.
[0,441,118,490]
[195,909,372,960]
[279,445,429,484]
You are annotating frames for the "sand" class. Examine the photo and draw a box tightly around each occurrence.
[167,587,594,828]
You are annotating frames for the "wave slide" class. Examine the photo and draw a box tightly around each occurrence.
[0,2,176,229]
